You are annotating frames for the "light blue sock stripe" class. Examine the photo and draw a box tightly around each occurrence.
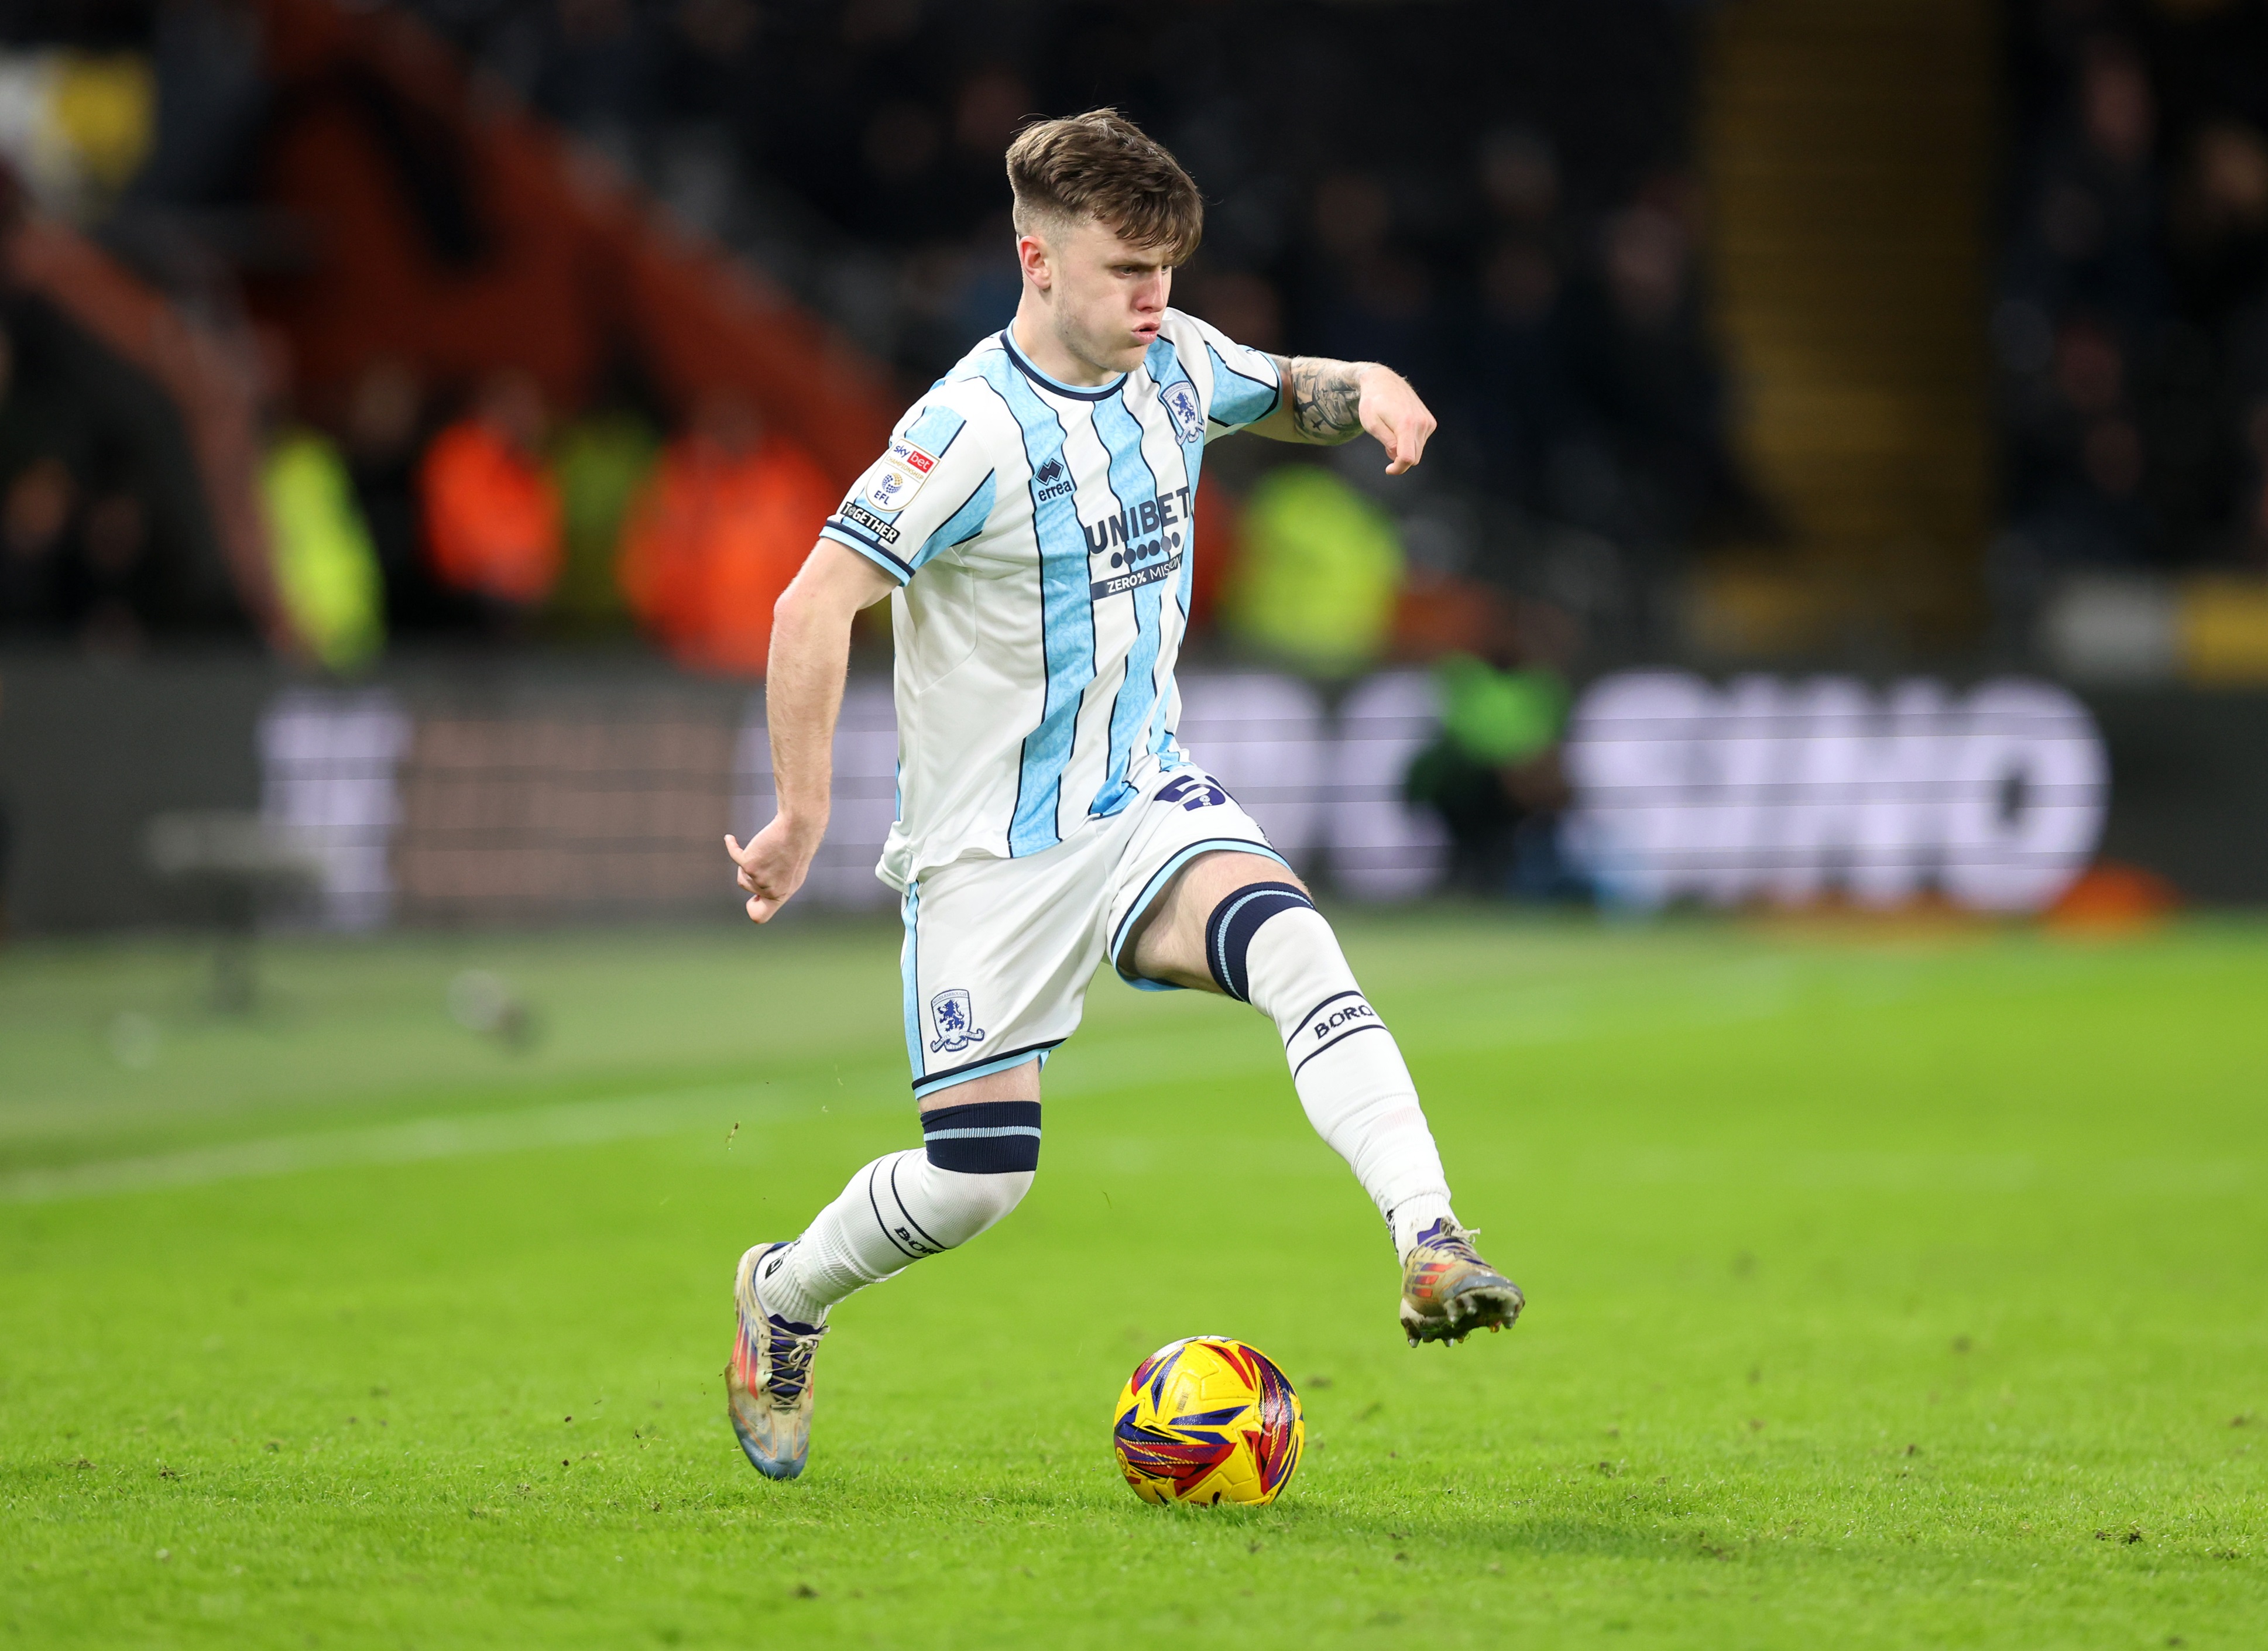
[921,1125,1044,1141]
[1211,885,1292,993]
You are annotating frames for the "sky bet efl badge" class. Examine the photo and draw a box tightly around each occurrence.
[862,437,938,515]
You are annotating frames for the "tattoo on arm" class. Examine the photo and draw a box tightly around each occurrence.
[1274,356,1370,444]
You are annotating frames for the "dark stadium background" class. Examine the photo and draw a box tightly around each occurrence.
[1,0,2265,935]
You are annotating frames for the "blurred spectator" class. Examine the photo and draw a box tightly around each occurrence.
[1996,8,2268,582]
[1219,461,1404,677]
[1557,186,1758,548]
[617,389,835,675]
[125,0,269,215]
[262,433,384,672]
[0,274,238,646]
[550,406,658,637]
[1471,235,1567,516]
[256,332,383,671]
[659,0,763,125]
[2005,311,2154,565]
[1185,474,1241,638]
[1183,269,1283,355]
[2008,36,2163,330]
[341,359,441,634]
[1,457,75,634]
[1404,599,1576,900]
[420,370,563,619]
[0,320,68,630]
[527,0,657,150]
[1479,129,1563,238]
[1308,173,1442,393]
[2171,119,2268,317]
[0,44,157,224]
[73,484,149,654]
[1460,130,1578,530]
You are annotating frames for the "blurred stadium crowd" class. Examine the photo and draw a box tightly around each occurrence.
[1996,0,2268,585]
[0,0,1720,684]
[0,0,2259,919]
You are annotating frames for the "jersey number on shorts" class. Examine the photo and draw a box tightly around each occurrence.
[1156,776,1229,812]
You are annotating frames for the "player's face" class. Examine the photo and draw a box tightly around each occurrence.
[1036,218,1174,377]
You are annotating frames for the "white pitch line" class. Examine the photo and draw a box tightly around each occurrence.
[0,1076,894,1206]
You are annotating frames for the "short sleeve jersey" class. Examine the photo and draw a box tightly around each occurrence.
[819,310,1282,892]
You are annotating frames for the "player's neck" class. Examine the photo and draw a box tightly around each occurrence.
[1008,303,1121,389]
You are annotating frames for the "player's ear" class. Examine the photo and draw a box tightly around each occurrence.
[1017,232,1052,290]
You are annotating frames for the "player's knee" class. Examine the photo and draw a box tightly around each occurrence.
[1200,881,1320,1003]
[918,1100,1038,1240]
[1203,883,1385,1054]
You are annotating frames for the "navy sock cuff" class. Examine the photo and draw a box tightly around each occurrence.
[1203,881,1315,1001]
[921,1100,1041,1173]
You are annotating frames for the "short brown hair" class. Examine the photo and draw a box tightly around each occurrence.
[1006,108,1203,265]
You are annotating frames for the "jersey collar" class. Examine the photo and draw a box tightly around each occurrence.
[999,329,1129,401]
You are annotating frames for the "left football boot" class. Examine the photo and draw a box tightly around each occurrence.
[726,1241,828,1478]
[1398,1218,1525,1347]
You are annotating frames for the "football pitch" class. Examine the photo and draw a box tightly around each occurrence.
[3,912,2263,1648]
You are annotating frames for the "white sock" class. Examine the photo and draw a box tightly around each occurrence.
[763,1101,1038,1325]
[1212,889,1457,1257]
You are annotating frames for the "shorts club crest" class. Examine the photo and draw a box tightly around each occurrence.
[928,989,984,1055]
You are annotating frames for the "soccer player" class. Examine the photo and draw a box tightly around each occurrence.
[722,110,1524,1480]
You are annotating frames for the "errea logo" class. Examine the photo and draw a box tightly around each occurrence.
[1032,455,1075,502]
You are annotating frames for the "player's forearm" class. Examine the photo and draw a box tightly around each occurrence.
[1264,356,1387,445]
[764,581,859,842]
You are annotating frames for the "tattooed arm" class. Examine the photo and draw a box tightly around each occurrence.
[1247,356,1436,473]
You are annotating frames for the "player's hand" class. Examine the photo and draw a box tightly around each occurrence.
[724,815,823,924]
[1357,365,1436,475]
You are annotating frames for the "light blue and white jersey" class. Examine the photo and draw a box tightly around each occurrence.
[818,308,1282,892]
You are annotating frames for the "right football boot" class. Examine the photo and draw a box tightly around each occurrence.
[1398,1218,1526,1347]
[726,1241,828,1479]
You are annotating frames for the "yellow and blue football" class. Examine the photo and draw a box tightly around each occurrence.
[1111,1336,1304,1506]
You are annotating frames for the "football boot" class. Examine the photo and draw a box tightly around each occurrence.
[1398,1218,1525,1347]
[726,1241,828,1478]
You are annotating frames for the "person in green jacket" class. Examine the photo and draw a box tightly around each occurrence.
[1405,636,1574,898]
[263,429,384,672]
[1219,460,1404,676]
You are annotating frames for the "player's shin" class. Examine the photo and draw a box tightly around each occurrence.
[1205,885,1456,1257]
[762,1100,1039,1325]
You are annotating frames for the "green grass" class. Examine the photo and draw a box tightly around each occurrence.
[2,912,2264,1648]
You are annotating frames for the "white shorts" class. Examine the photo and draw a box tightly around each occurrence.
[899,764,1287,1099]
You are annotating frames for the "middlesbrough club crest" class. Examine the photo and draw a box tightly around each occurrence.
[928,988,985,1055]
[1160,381,1203,445]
